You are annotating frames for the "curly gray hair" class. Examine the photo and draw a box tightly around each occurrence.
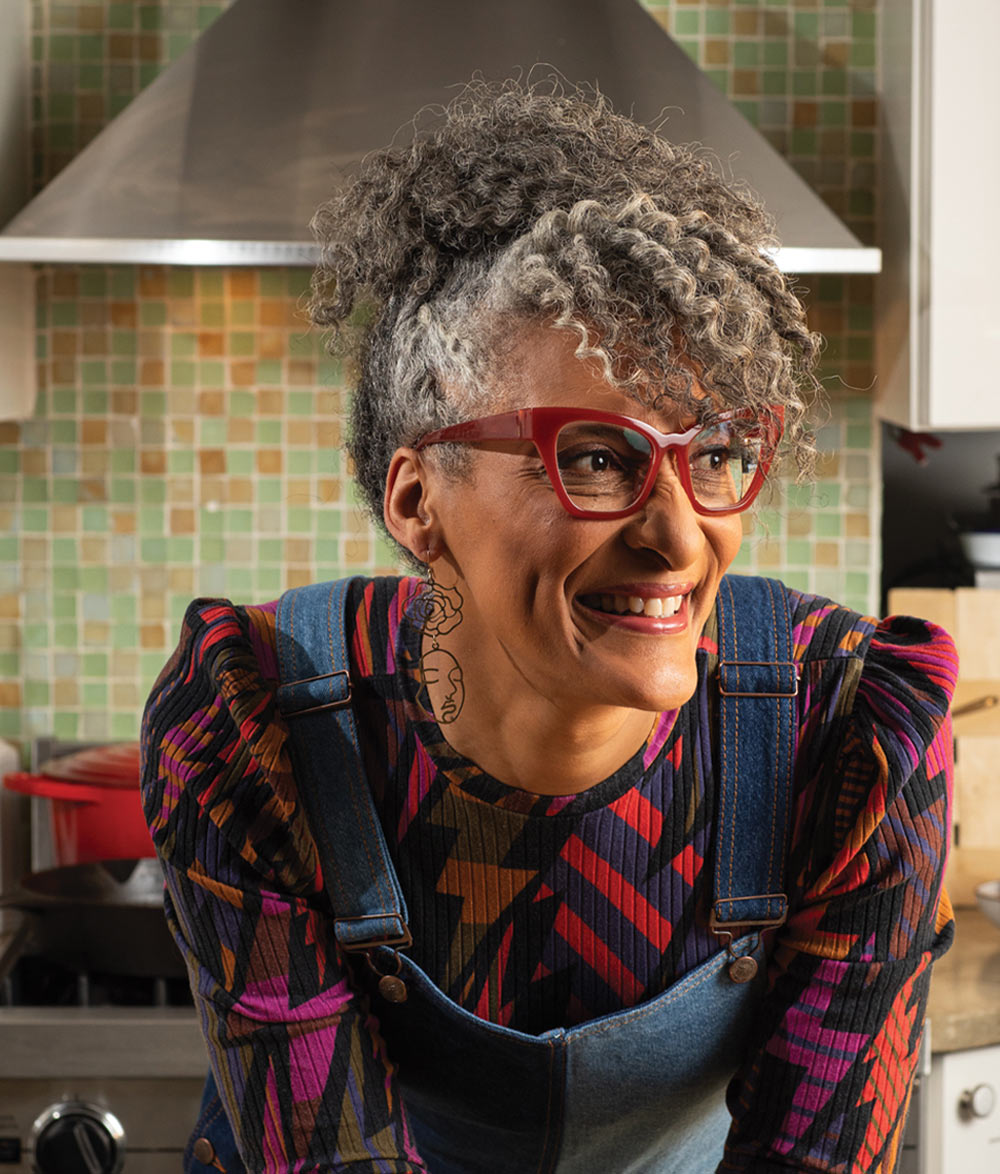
[309,80,820,554]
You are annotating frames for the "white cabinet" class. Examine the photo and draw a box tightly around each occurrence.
[919,1043,1000,1174]
[878,0,1000,430]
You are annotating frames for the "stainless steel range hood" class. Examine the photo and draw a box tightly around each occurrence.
[0,0,880,273]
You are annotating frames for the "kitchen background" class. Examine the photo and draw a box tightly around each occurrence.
[2,8,999,1171]
[0,0,951,751]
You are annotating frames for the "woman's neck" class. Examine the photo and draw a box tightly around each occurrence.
[424,661,659,795]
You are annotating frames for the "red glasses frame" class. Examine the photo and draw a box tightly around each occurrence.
[414,405,783,519]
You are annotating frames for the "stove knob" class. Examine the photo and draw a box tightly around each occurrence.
[31,1101,125,1174]
[958,1082,996,1120]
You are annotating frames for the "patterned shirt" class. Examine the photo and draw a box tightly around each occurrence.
[141,576,956,1173]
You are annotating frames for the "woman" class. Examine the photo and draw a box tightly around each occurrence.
[141,82,955,1173]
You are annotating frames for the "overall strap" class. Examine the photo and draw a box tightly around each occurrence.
[711,574,798,935]
[274,578,411,953]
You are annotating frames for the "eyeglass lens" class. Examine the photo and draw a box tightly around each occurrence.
[553,420,766,512]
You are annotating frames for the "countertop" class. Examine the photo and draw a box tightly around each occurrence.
[927,907,1000,1052]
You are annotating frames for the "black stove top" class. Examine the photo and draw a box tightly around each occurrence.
[2,953,193,1009]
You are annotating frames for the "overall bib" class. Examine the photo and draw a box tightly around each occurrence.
[187,574,797,1174]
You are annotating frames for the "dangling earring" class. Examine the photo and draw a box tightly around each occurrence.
[411,560,465,724]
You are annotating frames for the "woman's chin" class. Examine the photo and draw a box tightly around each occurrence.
[594,663,699,716]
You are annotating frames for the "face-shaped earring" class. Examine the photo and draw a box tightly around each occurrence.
[418,646,465,723]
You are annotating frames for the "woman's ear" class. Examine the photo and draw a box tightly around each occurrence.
[384,447,444,563]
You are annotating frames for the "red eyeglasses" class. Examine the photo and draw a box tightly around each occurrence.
[414,405,783,519]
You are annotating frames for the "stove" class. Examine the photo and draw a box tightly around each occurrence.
[0,1004,207,1172]
[0,738,210,1172]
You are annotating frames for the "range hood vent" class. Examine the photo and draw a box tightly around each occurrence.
[0,0,880,273]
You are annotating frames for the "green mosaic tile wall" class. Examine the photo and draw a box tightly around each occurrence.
[0,0,880,748]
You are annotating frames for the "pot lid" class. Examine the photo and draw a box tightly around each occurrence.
[9,858,165,907]
[37,742,141,788]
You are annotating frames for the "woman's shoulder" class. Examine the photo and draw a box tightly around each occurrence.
[786,584,953,667]
[785,585,958,727]
[139,576,414,886]
[145,574,415,707]
[784,586,879,663]
[779,587,956,956]
[139,594,301,884]
[779,584,962,840]
[705,579,956,801]
[710,577,956,715]
[141,594,281,741]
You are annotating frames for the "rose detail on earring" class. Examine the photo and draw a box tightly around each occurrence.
[409,581,463,639]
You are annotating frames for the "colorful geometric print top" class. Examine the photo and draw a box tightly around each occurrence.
[140,576,956,1174]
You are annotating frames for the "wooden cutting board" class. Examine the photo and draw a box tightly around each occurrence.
[887,588,1000,906]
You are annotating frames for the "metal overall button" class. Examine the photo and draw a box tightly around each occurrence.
[728,953,758,984]
[366,948,408,1002]
[712,929,761,984]
[725,932,761,983]
[710,903,786,985]
[192,1137,217,1164]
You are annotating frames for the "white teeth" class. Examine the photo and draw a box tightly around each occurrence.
[585,594,683,617]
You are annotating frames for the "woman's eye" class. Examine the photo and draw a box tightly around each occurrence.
[560,448,622,475]
[691,445,732,472]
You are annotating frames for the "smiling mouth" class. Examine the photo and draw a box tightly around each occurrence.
[578,593,685,618]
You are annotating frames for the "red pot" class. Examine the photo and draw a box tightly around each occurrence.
[4,742,153,865]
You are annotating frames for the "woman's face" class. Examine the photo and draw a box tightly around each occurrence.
[420,325,745,716]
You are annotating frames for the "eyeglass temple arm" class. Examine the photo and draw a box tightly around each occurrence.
[414,411,529,449]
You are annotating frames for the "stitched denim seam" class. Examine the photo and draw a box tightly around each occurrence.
[328,582,396,921]
[283,587,353,928]
[535,1037,563,1174]
[765,580,779,906]
[185,1097,229,1171]
[719,577,735,912]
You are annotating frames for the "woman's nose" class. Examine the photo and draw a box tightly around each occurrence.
[620,461,705,564]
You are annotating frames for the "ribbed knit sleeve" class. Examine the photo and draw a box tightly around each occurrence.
[720,607,956,1173]
[140,597,427,1173]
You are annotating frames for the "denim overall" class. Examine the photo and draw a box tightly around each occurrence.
[187,574,797,1174]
